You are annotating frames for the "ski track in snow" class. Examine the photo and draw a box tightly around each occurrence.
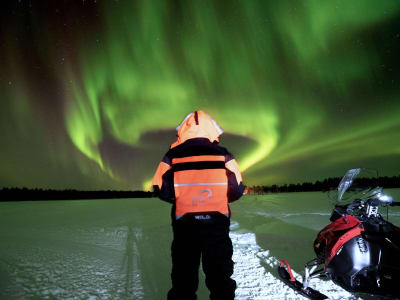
[0,226,145,300]
[230,221,362,300]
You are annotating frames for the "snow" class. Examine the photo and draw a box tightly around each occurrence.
[3,193,398,299]
[1,221,361,300]
[230,221,361,300]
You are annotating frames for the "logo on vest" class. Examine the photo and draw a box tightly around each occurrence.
[192,189,212,206]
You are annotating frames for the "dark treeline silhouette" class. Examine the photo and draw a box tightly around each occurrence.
[1,175,399,201]
[0,187,153,202]
[245,175,400,195]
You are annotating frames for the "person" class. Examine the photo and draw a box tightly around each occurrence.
[152,110,245,300]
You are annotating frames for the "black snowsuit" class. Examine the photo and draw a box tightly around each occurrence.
[153,137,244,300]
[168,213,236,300]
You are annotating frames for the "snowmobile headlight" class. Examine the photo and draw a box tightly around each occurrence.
[377,193,392,205]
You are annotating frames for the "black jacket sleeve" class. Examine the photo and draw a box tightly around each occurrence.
[225,152,244,203]
[152,155,175,203]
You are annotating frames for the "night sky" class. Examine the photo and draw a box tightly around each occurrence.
[1,0,399,191]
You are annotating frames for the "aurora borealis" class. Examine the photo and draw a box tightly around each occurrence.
[1,0,399,191]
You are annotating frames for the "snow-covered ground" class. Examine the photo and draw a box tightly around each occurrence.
[230,221,359,300]
[0,222,359,300]
[1,191,399,299]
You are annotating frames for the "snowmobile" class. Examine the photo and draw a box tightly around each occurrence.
[277,168,400,300]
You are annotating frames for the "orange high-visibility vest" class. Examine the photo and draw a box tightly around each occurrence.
[152,147,242,218]
[172,155,229,217]
[152,110,243,218]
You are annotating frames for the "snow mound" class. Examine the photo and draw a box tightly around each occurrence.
[230,221,361,300]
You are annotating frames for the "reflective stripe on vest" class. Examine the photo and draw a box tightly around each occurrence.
[174,182,227,187]
[172,155,229,217]
[172,155,225,164]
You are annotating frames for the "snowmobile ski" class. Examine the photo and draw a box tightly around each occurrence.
[277,259,328,300]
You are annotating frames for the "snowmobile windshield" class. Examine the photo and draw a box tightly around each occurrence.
[329,168,379,206]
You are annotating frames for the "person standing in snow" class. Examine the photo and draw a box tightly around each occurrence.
[152,110,244,300]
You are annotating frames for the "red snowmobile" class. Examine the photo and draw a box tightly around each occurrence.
[278,168,400,300]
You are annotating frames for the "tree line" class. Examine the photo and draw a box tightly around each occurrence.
[1,175,399,201]
[0,188,153,202]
[245,175,400,195]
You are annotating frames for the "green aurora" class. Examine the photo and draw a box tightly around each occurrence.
[1,0,399,190]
